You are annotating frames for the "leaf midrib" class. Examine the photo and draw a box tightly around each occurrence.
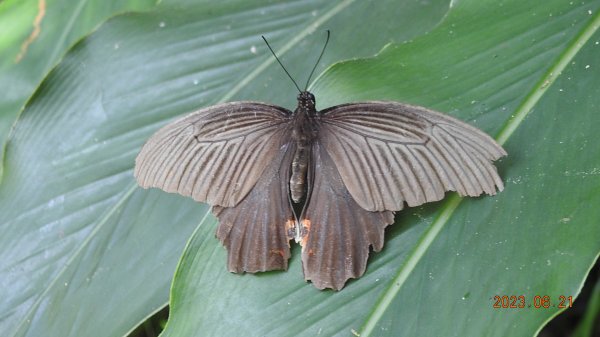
[359,9,600,337]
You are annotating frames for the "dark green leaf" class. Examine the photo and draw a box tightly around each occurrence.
[165,0,600,336]
[0,0,157,182]
[0,0,450,336]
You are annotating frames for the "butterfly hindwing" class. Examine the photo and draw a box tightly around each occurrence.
[317,101,507,212]
[299,141,394,290]
[134,102,292,207]
[213,143,296,272]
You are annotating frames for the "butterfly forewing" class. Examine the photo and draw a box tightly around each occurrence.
[134,102,293,207]
[317,101,507,212]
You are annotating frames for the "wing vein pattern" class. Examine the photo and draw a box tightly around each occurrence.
[318,101,506,212]
[135,102,293,207]
[300,142,394,290]
[213,143,296,272]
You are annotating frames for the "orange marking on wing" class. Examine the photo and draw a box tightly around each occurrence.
[269,249,285,257]
[285,219,296,240]
[299,219,311,247]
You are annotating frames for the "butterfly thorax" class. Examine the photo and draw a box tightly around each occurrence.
[290,91,318,203]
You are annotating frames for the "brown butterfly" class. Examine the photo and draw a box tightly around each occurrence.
[134,31,506,290]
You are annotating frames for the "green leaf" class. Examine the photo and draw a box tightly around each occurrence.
[0,0,451,336]
[0,0,157,182]
[3,0,599,336]
[572,274,600,337]
[164,1,600,337]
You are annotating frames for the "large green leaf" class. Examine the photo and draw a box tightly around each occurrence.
[0,0,452,336]
[162,1,600,337]
[0,0,157,182]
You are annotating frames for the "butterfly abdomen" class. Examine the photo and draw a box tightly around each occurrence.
[290,92,318,203]
[290,144,310,203]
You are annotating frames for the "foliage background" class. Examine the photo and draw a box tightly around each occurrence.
[0,0,599,336]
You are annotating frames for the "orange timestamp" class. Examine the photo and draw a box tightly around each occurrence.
[492,295,573,309]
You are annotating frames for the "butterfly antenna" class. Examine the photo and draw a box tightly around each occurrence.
[304,30,330,91]
[262,35,302,93]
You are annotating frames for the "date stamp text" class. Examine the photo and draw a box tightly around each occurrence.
[492,295,573,309]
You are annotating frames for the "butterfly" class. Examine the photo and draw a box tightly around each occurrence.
[133,31,506,290]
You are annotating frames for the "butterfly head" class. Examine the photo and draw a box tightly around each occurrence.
[298,91,316,112]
